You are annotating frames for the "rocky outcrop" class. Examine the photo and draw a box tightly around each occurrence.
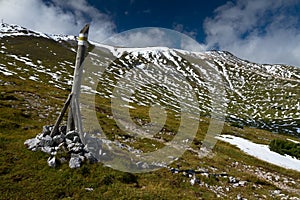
[24,125,97,168]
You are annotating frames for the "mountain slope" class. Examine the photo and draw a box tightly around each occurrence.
[1,23,299,136]
[1,23,300,199]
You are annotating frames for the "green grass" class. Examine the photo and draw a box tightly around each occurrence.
[1,36,300,199]
[269,139,300,159]
[1,72,300,199]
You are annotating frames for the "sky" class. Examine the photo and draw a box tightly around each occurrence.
[1,0,300,67]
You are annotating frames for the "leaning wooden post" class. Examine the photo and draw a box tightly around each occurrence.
[67,24,90,132]
[50,93,73,137]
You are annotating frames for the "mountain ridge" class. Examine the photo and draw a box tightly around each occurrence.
[0,23,299,136]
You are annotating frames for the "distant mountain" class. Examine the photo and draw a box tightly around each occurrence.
[0,23,299,136]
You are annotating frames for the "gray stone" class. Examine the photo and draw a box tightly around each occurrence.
[66,131,79,140]
[66,138,73,145]
[229,176,238,183]
[71,145,83,154]
[40,135,53,147]
[59,157,67,163]
[36,133,44,140]
[67,143,75,150]
[59,125,67,134]
[41,146,53,154]
[170,168,180,174]
[24,138,40,150]
[73,136,80,143]
[42,125,52,135]
[26,125,100,169]
[84,152,98,163]
[69,157,82,168]
[238,181,247,187]
[85,188,94,192]
[53,134,65,145]
[47,156,57,168]
[237,194,242,200]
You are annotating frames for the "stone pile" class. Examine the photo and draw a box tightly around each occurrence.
[24,125,97,168]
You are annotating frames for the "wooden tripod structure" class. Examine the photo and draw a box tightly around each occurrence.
[50,24,90,138]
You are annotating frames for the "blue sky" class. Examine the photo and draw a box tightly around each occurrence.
[1,0,300,67]
[85,0,228,42]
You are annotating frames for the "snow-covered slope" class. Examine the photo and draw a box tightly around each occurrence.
[217,135,300,172]
[0,23,77,44]
[0,23,299,136]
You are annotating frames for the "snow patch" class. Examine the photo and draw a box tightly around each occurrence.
[216,135,300,172]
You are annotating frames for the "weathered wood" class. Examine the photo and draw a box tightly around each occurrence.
[50,93,73,137]
[67,24,90,132]
[73,97,85,144]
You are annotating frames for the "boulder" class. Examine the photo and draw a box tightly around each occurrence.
[69,156,82,169]
[59,157,67,163]
[40,135,53,147]
[53,134,65,145]
[42,125,52,135]
[59,125,67,134]
[47,156,57,168]
[41,146,53,154]
[73,136,80,143]
[84,152,98,163]
[229,176,238,183]
[66,131,79,140]
[24,138,40,150]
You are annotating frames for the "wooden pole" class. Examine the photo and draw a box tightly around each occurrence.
[67,24,90,132]
[50,93,73,137]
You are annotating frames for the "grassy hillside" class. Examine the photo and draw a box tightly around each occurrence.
[1,35,300,199]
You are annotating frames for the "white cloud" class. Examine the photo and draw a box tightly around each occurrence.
[204,0,300,67]
[103,28,174,48]
[102,27,206,52]
[0,0,115,42]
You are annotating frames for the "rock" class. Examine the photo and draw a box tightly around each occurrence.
[67,142,75,150]
[66,131,79,140]
[233,183,239,188]
[66,138,73,145]
[53,134,65,145]
[69,156,82,169]
[71,146,83,154]
[40,135,53,147]
[59,125,67,134]
[47,156,57,168]
[238,180,247,187]
[25,125,98,169]
[85,188,94,192]
[237,194,242,200]
[59,157,67,163]
[136,161,149,169]
[70,143,84,154]
[41,146,53,154]
[190,176,200,186]
[84,152,98,163]
[24,138,40,150]
[184,169,196,177]
[73,136,80,143]
[271,190,281,195]
[42,125,52,135]
[229,176,238,183]
[170,168,180,174]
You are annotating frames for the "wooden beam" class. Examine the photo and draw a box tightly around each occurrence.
[67,24,90,132]
[50,93,73,137]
